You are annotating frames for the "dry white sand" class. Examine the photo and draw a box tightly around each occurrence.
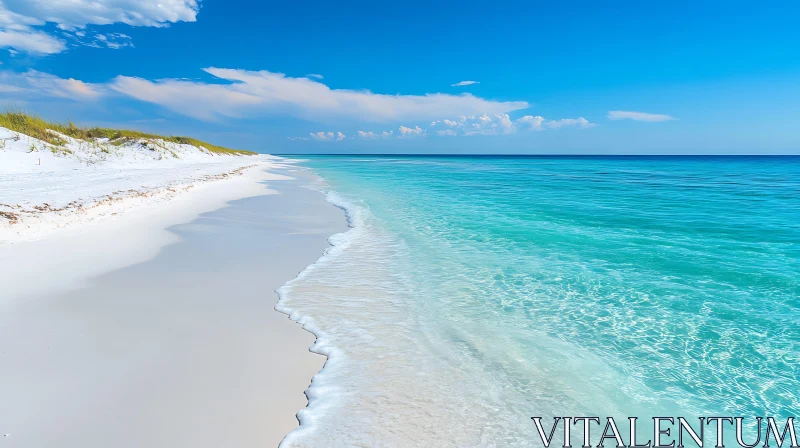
[0,166,347,447]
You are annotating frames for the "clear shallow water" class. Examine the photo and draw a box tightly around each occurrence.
[279,156,800,447]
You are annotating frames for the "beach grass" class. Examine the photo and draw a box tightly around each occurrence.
[0,109,255,155]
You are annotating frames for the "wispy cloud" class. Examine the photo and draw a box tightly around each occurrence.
[0,0,199,55]
[109,74,261,121]
[0,70,102,100]
[451,80,479,87]
[0,29,65,55]
[607,110,676,122]
[306,74,324,79]
[108,68,528,122]
[0,68,534,132]
[73,32,134,50]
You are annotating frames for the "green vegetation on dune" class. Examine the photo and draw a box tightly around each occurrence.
[0,110,255,155]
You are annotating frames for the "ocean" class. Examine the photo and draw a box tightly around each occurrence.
[278,156,800,447]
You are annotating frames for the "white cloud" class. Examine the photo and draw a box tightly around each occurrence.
[108,67,529,123]
[0,84,22,93]
[301,115,595,141]
[306,74,324,79]
[309,131,346,141]
[357,130,394,139]
[496,113,514,133]
[0,67,597,145]
[515,115,595,131]
[445,113,515,136]
[0,0,199,54]
[452,80,479,87]
[109,75,262,121]
[310,132,332,141]
[0,29,65,55]
[0,69,102,99]
[4,0,199,30]
[0,68,539,138]
[546,117,596,129]
[462,114,511,135]
[427,114,596,137]
[321,114,595,142]
[399,125,425,137]
[607,110,676,122]
[515,115,545,130]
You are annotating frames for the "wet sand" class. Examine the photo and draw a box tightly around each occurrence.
[0,167,347,447]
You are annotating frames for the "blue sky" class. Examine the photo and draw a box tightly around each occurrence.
[0,0,799,154]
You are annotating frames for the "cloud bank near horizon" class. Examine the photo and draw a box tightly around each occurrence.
[290,113,595,142]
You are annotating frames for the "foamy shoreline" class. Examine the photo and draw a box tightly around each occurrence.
[275,188,357,447]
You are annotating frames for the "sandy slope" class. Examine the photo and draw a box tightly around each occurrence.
[0,125,274,243]
[0,145,348,446]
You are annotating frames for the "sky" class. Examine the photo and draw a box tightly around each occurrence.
[0,0,798,154]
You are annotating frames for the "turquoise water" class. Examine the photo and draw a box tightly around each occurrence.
[280,156,800,447]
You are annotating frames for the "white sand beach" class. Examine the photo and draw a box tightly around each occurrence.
[0,127,347,446]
